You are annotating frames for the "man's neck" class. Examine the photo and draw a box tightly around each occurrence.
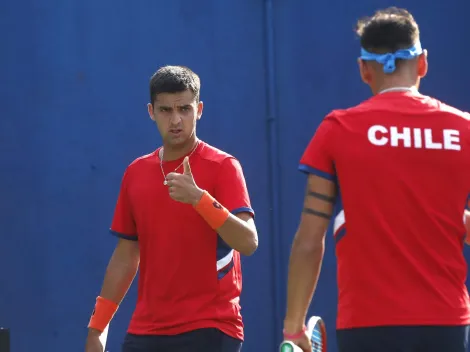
[377,86,417,94]
[373,76,418,95]
[161,137,199,161]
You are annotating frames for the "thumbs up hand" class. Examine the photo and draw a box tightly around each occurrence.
[166,157,204,205]
[183,156,192,175]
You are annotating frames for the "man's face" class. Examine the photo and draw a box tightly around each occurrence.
[148,90,203,147]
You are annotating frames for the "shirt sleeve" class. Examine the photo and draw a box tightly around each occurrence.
[214,157,255,218]
[110,169,138,241]
[299,115,337,181]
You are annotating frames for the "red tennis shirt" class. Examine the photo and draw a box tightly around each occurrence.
[110,141,254,340]
[299,90,470,329]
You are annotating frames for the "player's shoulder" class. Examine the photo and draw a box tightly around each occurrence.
[431,98,470,121]
[316,104,365,129]
[325,96,380,121]
[199,141,239,166]
[319,94,470,132]
[125,150,158,174]
[317,94,380,123]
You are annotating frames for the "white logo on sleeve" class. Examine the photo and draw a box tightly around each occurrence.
[367,125,461,150]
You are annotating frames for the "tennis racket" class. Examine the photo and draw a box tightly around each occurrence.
[279,316,327,352]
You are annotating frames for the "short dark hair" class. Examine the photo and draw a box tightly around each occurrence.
[149,65,201,105]
[355,7,420,53]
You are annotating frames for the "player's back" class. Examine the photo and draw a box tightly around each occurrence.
[332,90,470,329]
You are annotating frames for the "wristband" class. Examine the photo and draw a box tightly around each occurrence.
[87,296,119,332]
[283,325,307,340]
[194,190,230,230]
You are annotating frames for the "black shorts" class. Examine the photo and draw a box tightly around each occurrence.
[336,325,470,352]
[121,328,243,352]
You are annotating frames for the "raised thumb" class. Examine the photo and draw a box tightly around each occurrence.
[183,157,192,175]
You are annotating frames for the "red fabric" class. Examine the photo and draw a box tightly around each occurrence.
[300,91,470,329]
[110,141,254,339]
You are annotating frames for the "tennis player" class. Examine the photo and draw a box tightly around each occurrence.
[282,7,470,352]
[85,65,258,352]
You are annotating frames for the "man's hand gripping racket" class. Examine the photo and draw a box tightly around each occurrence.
[279,316,327,352]
[85,325,109,352]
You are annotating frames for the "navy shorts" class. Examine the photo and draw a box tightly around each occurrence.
[121,328,243,352]
[336,325,469,352]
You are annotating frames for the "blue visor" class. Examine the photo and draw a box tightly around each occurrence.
[360,41,423,74]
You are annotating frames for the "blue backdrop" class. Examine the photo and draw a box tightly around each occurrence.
[2,0,470,351]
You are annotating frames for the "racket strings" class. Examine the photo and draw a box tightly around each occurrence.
[311,327,324,352]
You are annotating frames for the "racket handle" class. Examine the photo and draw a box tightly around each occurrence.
[99,325,109,352]
[279,340,303,352]
[0,328,10,352]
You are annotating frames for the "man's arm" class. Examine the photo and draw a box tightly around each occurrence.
[88,238,140,336]
[216,212,258,256]
[167,158,258,256]
[210,157,257,256]
[167,156,258,256]
[465,198,470,243]
[283,174,336,334]
[465,211,470,234]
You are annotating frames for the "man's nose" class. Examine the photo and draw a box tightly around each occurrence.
[169,112,182,125]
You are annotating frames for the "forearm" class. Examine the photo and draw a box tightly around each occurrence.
[88,241,139,335]
[99,252,139,304]
[191,189,257,256]
[284,236,324,332]
[216,214,258,256]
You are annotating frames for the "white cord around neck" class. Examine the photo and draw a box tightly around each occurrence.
[159,140,199,186]
[378,86,417,94]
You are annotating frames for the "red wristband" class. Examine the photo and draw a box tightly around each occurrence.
[283,325,307,340]
[87,296,119,332]
[193,190,230,230]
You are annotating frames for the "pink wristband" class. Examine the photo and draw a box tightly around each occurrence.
[283,325,307,340]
